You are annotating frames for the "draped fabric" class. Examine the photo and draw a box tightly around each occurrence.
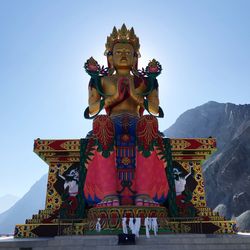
[84,114,169,205]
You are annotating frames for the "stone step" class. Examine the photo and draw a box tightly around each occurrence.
[1,234,250,250]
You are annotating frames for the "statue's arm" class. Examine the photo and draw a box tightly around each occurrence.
[129,78,145,107]
[104,96,118,108]
[88,84,101,115]
[130,92,144,107]
[104,92,119,108]
[103,78,121,108]
[147,79,160,114]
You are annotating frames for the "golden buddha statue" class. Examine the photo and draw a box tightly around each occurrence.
[83,24,168,207]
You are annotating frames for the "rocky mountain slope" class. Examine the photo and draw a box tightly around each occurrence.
[0,174,47,234]
[165,101,250,225]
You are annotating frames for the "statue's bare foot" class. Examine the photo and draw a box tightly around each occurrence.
[97,195,120,207]
[135,195,159,207]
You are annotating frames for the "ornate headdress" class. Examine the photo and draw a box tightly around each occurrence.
[104,24,140,57]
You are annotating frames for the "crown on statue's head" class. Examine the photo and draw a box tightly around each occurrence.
[104,24,140,57]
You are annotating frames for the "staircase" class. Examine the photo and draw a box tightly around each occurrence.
[1,234,250,250]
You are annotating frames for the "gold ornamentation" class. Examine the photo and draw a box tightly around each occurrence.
[104,24,140,57]
[121,157,131,165]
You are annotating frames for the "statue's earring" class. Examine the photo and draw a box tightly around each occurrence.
[107,52,115,76]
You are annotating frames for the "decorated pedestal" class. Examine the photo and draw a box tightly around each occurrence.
[14,137,236,238]
[86,206,167,233]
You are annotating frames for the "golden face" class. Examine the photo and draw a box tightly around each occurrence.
[112,43,135,69]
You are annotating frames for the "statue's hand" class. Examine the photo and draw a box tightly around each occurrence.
[104,90,126,108]
[130,87,144,107]
[104,77,131,108]
[104,97,112,108]
[128,78,145,107]
[117,78,130,98]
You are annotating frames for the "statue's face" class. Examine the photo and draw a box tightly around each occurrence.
[112,43,135,69]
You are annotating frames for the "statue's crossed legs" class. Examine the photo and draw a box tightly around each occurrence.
[84,115,169,207]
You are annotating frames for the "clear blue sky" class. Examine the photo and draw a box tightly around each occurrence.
[0,0,249,198]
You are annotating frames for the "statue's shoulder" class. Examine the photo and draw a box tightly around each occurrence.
[102,75,114,80]
[101,75,118,90]
[134,75,146,88]
[102,75,117,83]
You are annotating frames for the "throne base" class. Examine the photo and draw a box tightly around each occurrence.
[14,206,236,237]
[86,205,168,232]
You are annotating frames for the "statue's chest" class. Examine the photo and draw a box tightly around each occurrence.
[103,77,134,93]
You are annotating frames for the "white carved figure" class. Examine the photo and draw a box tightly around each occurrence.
[151,217,158,236]
[96,218,101,232]
[122,217,128,234]
[129,218,137,235]
[135,217,141,237]
[57,167,79,197]
[144,217,150,238]
[148,217,153,231]
[173,163,194,195]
